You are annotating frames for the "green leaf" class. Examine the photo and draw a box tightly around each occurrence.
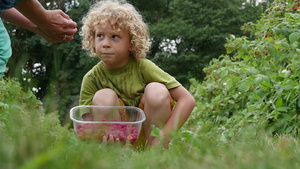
[242,43,248,51]
[286,126,293,134]
[225,79,233,91]
[274,27,282,35]
[274,43,281,50]
[238,81,250,93]
[275,97,283,108]
[289,32,300,44]
[23,91,33,99]
[244,55,252,62]
[227,48,234,54]
[255,88,264,98]
[228,100,235,104]
[18,145,62,169]
[150,125,161,137]
[276,107,289,112]
[220,69,228,78]
[254,76,262,85]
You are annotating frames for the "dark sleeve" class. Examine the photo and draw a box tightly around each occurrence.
[0,0,23,13]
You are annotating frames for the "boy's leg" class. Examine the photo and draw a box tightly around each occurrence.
[141,82,172,145]
[92,88,121,106]
[92,88,121,121]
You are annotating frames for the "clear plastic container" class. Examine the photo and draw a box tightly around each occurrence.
[70,105,146,144]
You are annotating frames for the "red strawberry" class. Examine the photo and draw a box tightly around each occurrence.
[131,127,137,133]
[77,124,83,129]
[127,134,133,141]
[119,133,126,142]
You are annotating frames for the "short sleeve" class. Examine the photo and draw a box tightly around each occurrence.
[79,72,99,105]
[139,59,181,89]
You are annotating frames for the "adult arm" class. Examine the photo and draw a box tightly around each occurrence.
[15,0,77,42]
[0,8,44,35]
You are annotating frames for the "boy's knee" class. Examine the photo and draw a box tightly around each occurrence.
[144,82,170,106]
[92,88,120,106]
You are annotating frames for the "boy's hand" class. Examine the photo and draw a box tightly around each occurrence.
[148,135,171,149]
[102,134,121,144]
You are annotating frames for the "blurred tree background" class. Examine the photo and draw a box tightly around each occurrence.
[3,0,273,123]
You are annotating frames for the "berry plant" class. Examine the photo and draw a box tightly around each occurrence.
[188,0,300,140]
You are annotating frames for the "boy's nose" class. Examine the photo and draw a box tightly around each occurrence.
[102,38,111,48]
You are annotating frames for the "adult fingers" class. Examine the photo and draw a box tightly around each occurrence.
[58,9,71,20]
[63,27,77,37]
[56,10,77,29]
[61,34,74,42]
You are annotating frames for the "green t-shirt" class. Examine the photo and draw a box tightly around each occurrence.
[79,57,181,106]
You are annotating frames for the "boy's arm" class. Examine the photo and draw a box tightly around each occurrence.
[150,85,195,148]
[14,0,77,42]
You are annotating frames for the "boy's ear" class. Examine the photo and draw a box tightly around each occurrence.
[129,42,134,51]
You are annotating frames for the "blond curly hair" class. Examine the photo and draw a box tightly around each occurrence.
[80,0,151,60]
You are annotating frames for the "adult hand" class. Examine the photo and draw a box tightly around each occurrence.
[15,0,78,43]
[36,9,77,43]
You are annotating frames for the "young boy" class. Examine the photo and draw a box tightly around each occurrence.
[79,0,195,149]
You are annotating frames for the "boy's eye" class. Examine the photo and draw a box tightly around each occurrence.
[111,35,119,39]
[97,34,104,38]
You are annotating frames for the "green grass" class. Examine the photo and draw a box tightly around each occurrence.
[1,68,300,169]
[1,105,300,169]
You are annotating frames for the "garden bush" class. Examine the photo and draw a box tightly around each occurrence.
[188,0,300,140]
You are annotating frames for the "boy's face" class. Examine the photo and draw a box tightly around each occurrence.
[94,22,133,69]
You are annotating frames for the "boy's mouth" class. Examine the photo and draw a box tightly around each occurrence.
[101,53,114,56]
